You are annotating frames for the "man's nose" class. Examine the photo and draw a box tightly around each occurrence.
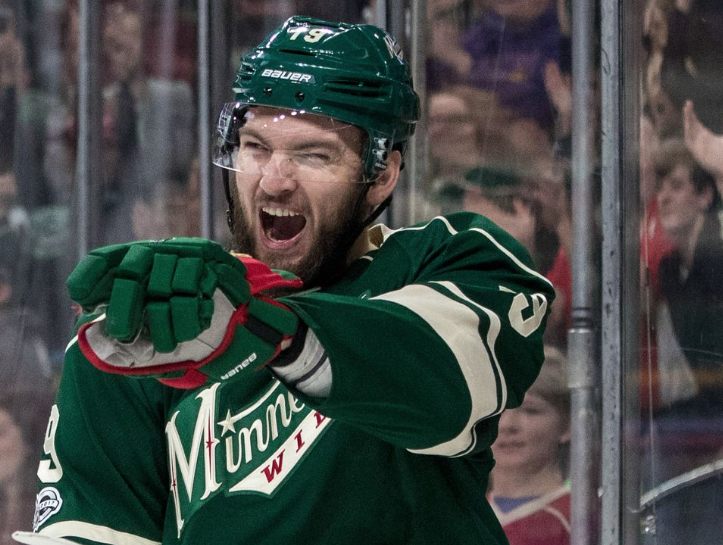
[259,154,298,196]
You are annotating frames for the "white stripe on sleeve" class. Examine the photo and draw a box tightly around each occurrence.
[16,521,161,545]
[372,282,504,457]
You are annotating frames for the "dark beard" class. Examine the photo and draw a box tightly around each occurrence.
[230,189,366,288]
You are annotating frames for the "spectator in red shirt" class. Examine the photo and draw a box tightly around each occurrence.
[488,347,571,545]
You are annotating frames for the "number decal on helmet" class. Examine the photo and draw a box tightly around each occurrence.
[288,25,335,43]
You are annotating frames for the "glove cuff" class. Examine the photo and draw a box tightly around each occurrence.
[269,325,332,399]
[271,321,309,367]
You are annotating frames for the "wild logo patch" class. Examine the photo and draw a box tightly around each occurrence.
[33,487,63,531]
[166,380,332,538]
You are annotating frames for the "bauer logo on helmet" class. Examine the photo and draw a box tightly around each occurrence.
[260,69,314,83]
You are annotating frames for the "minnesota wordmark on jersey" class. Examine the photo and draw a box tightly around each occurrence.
[166,380,331,537]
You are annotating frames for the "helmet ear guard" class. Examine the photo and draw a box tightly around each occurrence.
[215,104,242,231]
[215,103,244,167]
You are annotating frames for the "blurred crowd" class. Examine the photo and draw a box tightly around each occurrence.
[638,0,723,503]
[2,0,723,544]
[0,1,201,542]
[422,0,723,542]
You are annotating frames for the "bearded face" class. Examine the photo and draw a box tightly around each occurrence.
[230,180,366,286]
[228,107,370,286]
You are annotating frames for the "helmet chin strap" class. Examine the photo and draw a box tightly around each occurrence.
[357,188,392,232]
[313,178,392,288]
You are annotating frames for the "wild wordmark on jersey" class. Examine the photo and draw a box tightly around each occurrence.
[165,379,332,538]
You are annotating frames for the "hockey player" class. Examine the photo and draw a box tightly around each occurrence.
[14,16,555,545]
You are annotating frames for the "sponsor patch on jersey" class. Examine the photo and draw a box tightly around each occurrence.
[33,487,63,531]
[260,68,315,83]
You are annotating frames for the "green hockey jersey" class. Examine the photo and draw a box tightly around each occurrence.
[24,212,555,545]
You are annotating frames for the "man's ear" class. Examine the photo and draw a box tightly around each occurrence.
[366,150,402,207]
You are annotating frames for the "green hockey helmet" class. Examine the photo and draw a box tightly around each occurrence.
[213,16,420,182]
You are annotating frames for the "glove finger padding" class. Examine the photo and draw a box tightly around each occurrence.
[68,238,249,347]
[67,242,147,309]
[72,240,304,389]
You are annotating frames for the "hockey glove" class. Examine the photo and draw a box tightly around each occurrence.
[67,238,303,389]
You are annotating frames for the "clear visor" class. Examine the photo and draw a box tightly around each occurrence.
[213,103,369,184]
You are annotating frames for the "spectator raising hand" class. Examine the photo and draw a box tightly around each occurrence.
[684,100,723,189]
[544,61,573,135]
[427,0,472,77]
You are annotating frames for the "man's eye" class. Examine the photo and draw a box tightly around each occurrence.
[243,142,266,151]
[297,151,334,165]
[241,142,270,156]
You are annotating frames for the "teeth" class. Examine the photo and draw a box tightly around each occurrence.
[263,207,300,217]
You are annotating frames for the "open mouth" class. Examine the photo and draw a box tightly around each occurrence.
[261,207,307,242]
